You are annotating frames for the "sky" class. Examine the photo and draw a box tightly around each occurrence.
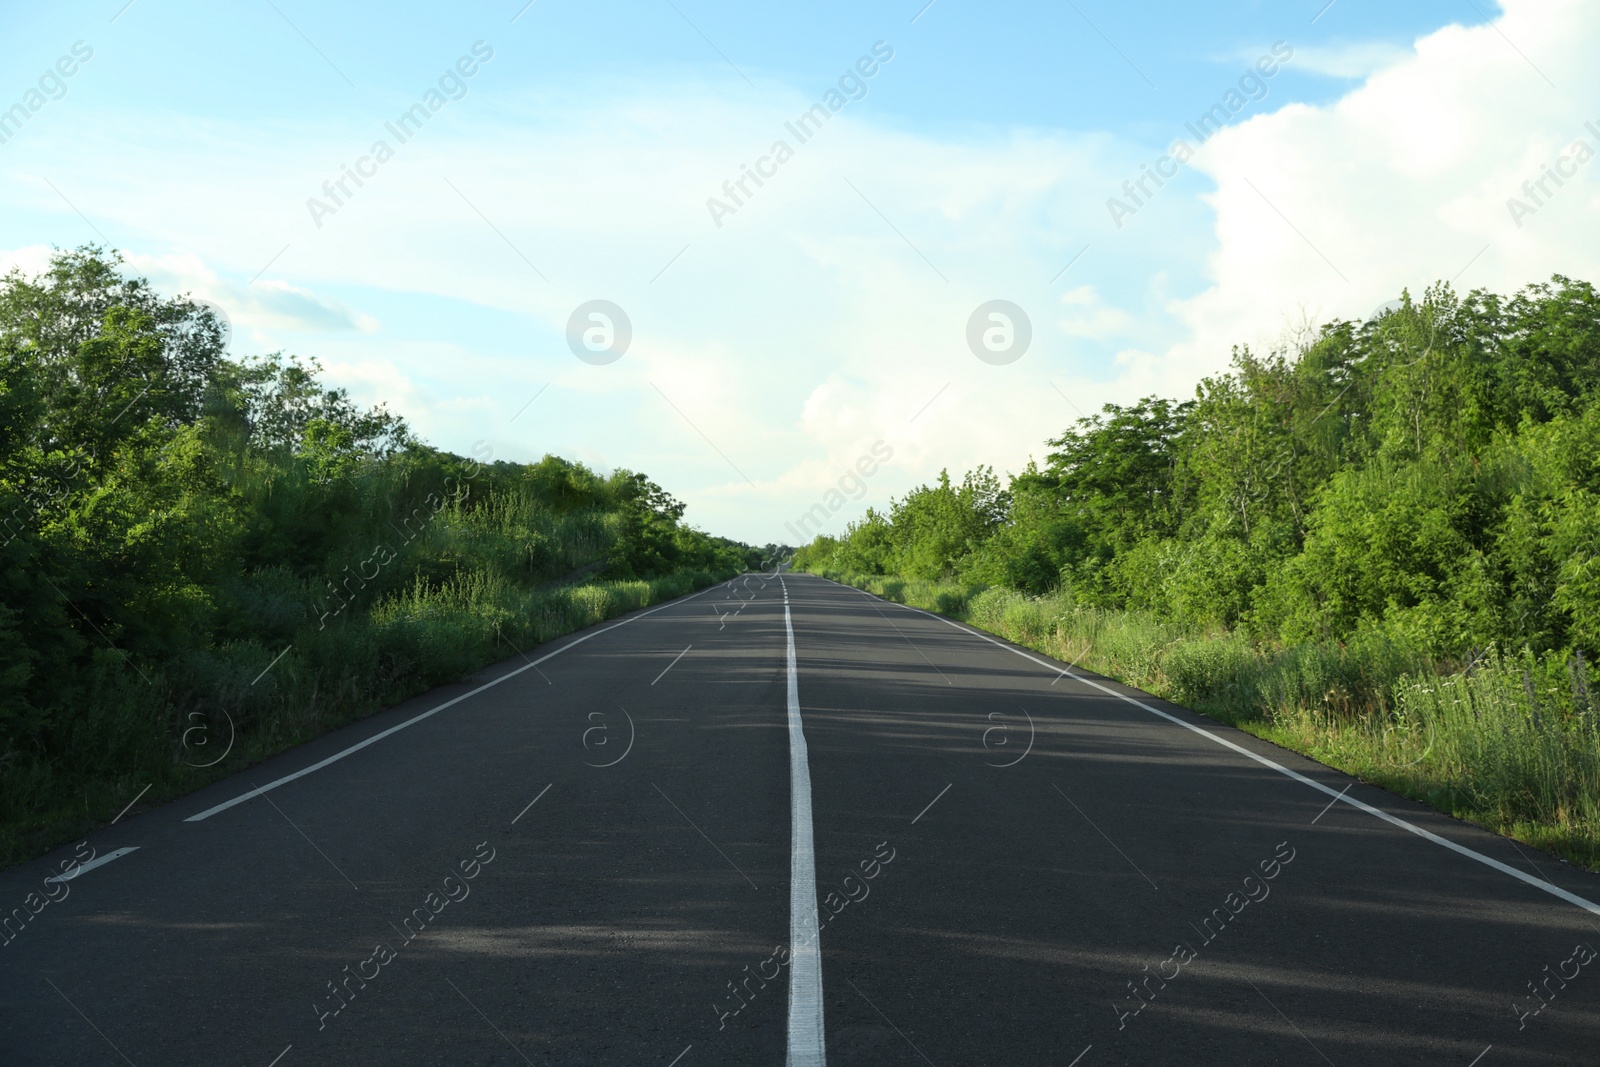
[2,0,1596,545]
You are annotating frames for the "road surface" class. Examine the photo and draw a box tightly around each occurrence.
[4,572,1599,1065]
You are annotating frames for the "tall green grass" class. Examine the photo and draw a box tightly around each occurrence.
[819,569,1600,868]
[1,494,733,868]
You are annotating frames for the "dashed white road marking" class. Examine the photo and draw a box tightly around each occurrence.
[46,847,139,883]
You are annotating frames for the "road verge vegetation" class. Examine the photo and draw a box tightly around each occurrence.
[0,247,761,866]
[797,275,1600,869]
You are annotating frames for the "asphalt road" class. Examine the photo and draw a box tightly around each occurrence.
[4,571,1600,1065]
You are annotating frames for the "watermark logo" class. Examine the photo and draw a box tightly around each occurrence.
[706,41,895,229]
[982,706,1035,767]
[783,440,894,542]
[1515,942,1596,1031]
[567,300,632,365]
[306,41,495,229]
[1111,839,1296,1032]
[312,840,495,1030]
[181,709,236,768]
[1,842,95,949]
[1506,120,1600,229]
[711,840,895,1030]
[311,441,493,629]
[582,707,635,768]
[0,41,93,147]
[967,300,1032,365]
[1106,41,1293,230]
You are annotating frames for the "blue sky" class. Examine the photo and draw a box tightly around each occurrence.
[2,1,1594,544]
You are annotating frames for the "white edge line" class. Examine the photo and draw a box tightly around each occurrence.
[818,576,1600,919]
[185,585,721,822]
[46,847,139,883]
[783,580,827,1066]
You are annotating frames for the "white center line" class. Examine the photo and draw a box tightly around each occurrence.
[46,847,139,884]
[781,578,826,1067]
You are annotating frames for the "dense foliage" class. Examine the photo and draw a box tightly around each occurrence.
[798,277,1600,863]
[800,278,1600,663]
[0,247,757,860]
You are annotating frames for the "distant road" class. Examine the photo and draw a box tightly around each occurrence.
[4,572,1598,1065]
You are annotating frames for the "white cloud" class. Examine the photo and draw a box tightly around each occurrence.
[5,0,1594,545]
[0,86,1155,542]
[0,244,55,279]
[1281,41,1413,79]
[122,251,377,347]
[1161,0,1600,385]
[1056,285,1135,340]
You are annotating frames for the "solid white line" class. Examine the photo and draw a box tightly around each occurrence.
[185,584,720,822]
[651,644,693,685]
[822,576,1600,919]
[46,847,139,883]
[781,578,826,1067]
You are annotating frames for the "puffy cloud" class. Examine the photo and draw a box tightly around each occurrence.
[123,250,378,344]
[1162,0,1600,384]
[0,244,55,279]
[3,0,1593,543]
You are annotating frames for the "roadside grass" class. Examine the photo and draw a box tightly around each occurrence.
[816,569,1600,870]
[0,566,730,869]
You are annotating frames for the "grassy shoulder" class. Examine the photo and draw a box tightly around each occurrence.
[810,568,1600,871]
[1,565,733,868]
[0,248,772,871]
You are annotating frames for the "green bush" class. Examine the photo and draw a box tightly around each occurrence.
[0,249,756,866]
